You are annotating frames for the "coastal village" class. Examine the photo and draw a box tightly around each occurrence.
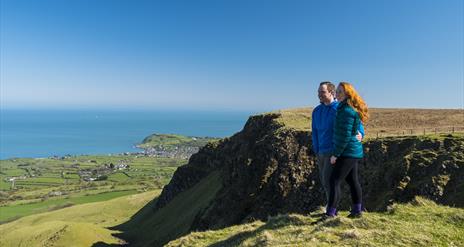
[139,145,200,159]
[136,134,219,159]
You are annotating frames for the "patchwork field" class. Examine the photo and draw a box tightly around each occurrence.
[0,154,186,223]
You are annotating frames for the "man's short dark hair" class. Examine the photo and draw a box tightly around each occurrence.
[319,81,336,95]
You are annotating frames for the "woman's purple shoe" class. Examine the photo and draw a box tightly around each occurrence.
[325,207,337,217]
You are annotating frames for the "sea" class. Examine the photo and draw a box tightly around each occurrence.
[0,109,255,160]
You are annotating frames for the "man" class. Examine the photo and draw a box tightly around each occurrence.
[311,81,364,204]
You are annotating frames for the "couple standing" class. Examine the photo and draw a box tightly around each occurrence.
[311,81,369,218]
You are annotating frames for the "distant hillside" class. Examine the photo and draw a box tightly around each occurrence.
[138,134,220,149]
[114,109,464,246]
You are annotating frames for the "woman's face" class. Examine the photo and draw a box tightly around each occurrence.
[336,85,346,102]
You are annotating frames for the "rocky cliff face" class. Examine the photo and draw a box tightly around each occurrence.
[153,112,464,232]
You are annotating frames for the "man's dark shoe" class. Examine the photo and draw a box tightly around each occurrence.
[347,212,362,218]
[311,213,337,225]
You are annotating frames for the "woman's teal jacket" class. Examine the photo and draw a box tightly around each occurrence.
[332,101,364,158]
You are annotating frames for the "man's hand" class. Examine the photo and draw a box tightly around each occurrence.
[330,156,337,165]
[356,131,363,142]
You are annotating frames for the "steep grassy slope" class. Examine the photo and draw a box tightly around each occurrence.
[0,190,160,247]
[166,197,464,247]
[113,171,222,246]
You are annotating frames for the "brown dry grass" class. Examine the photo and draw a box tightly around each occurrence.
[272,107,464,137]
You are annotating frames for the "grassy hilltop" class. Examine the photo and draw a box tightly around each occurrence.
[167,197,464,247]
[274,107,464,135]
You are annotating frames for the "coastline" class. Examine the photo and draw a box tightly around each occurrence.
[1,109,250,160]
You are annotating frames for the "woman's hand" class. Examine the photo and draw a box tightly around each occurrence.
[356,131,363,142]
[330,156,337,165]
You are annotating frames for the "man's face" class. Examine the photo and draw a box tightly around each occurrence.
[318,85,334,104]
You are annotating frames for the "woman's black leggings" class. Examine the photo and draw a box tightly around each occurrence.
[328,157,362,208]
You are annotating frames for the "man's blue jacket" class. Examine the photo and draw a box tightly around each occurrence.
[311,101,364,155]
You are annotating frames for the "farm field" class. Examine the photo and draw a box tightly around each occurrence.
[0,154,186,223]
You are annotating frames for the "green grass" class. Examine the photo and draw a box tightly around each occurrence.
[0,180,11,190]
[0,190,160,247]
[21,176,65,183]
[273,108,311,131]
[0,190,138,223]
[107,172,131,182]
[166,197,464,247]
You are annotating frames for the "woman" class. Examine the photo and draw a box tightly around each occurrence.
[325,82,369,218]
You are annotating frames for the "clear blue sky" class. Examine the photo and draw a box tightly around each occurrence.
[1,0,463,111]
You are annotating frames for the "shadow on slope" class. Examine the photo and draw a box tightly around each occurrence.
[93,171,222,247]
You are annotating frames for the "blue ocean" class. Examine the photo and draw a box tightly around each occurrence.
[0,109,254,159]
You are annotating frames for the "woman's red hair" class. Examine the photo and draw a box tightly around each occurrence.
[339,82,369,123]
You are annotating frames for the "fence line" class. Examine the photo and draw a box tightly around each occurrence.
[369,126,464,138]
